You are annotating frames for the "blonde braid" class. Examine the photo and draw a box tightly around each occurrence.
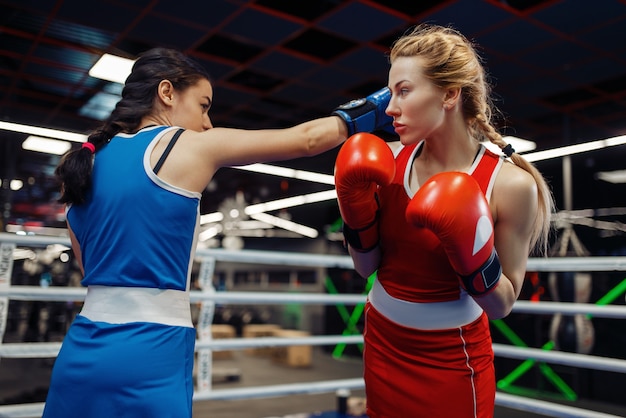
[391,23,554,255]
[474,113,508,150]
[474,113,554,255]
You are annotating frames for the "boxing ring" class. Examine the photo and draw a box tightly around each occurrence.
[1,233,626,417]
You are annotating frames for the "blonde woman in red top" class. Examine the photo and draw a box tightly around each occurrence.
[334,24,553,417]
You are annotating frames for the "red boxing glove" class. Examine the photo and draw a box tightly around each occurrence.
[405,172,501,296]
[334,133,395,252]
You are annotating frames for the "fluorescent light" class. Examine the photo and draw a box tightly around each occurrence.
[200,212,224,225]
[0,121,87,142]
[244,189,337,215]
[198,224,223,241]
[199,188,337,240]
[504,135,537,152]
[596,169,626,184]
[233,220,274,230]
[236,164,335,185]
[89,53,134,84]
[197,220,274,241]
[199,190,337,226]
[525,134,626,162]
[484,135,537,155]
[22,136,72,155]
[249,213,319,238]
[10,179,23,191]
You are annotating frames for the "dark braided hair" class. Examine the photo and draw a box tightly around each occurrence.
[55,48,211,205]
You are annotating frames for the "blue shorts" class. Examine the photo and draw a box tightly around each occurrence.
[43,315,196,418]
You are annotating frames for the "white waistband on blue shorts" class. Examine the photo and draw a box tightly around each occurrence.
[80,285,193,328]
[368,279,483,330]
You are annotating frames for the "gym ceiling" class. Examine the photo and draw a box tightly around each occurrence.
[1,0,625,250]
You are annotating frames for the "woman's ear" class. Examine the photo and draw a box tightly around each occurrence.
[443,86,461,110]
[157,80,175,106]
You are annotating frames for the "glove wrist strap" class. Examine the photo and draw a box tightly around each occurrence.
[331,87,392,137]
[342,213,379,253]
[459,248,502,296]
[332,101,377,137]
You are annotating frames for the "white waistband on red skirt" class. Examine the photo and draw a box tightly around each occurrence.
[368,279,483,330]
[80,285,193,328]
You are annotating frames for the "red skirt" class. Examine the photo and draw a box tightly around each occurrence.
[363,303,495,418]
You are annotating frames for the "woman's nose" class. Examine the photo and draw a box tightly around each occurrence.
[385,101,396,117]
[204,117,213,130]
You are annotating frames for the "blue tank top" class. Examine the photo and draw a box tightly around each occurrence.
[67,126,201,291]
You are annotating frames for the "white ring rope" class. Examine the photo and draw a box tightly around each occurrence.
[495,393,623,418]
[3,287,626,319]
[0,286,367,305]
[3,385,624,418]
[0,335,366,358]
[1,233,626,418]
[512,301,626,318]
[492,344,626,374]
[0,342,60,358]
[3,233,626,271]
[0,403,44,418]
[195,335,364,350]
[193,378,367,401]
[4,335,626,376]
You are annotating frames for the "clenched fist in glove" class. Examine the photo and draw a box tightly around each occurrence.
[405,172,502,296]
[334,133,396,252]
[332,88,394,137]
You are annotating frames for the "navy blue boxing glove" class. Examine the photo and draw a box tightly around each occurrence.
[333,87,393,137]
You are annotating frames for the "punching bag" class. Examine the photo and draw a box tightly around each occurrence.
[548,271,595,354]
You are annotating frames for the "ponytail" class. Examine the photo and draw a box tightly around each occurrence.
[55,121,121,205]
[55,47,210,206]
[475,114,555,256]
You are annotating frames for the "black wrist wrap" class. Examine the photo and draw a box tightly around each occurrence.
[342,211,380,253]
[459,248,502,296]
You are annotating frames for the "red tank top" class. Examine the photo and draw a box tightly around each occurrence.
[377,142,503,303]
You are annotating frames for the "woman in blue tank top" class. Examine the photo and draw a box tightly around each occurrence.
[44,47,392,418]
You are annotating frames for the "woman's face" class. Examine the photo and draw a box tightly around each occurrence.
[170,78,214,132]
[386,56,447,144]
